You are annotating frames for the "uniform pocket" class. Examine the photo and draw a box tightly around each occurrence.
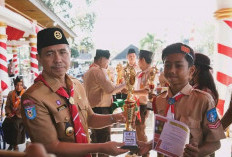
[53,108,70,123]
[180,116,202,144]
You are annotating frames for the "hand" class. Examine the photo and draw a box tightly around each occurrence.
[137,141,152,156]
[113,112,126,123]
[183,143,199,157]
[121,88,128,94]
[102,141,129,156]
[25,143,49,157]
[6,113,14,118]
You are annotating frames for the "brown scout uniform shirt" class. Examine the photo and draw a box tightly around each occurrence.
[21,72,94,144]
[6,91,22,118]
[154,83,225,155]
[136,67,151,105]
[83,64,125,108]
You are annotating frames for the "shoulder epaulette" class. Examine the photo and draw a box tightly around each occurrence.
[156,90,167,97]
[25,81,43,94]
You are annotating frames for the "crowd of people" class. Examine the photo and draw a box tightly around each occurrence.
[0,27,232,157]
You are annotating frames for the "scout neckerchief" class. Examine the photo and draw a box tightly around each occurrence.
[165,92,185,119]
[12,89,25,112]
[35,74,89,145]
[89,63,98,69]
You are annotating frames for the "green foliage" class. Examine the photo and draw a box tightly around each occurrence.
[140,33,164,52]
[80,37,94,52]
[41,0,96,53]
[77,13,96,32]
[71,47,79,58]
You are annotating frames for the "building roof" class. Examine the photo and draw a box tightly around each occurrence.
[112,44,139,60]
[3,0,76,38]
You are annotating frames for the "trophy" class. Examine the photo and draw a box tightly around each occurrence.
[147,67,158,110]
[121,64,138,150]
[116,63,124,85]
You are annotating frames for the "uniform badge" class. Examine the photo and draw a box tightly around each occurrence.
[57,104,67,112]
[66,126,74,136]
[54,31,62,40]
[168,98,175,105]
[69,97,75,105]
[207,108,217,123]
[65,122,74,136]
[24,105,36,120]
[56,100,61,105]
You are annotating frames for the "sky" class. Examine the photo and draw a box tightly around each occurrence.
[89,0,216,53]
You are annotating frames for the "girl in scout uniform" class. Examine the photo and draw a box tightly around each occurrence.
[3,76,26,151]
[137,43,225,157]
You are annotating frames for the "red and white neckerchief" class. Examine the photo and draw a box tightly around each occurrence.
[137,71,145,89]
[89,63,98,69]
[35,75,90,156]
[165,92,185,119]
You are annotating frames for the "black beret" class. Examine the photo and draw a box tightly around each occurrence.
[37,27,69,50]
[95,49,110,59]
[139,50,153,58]
[195,53,212,69]
[128,48,136,55]
[139,50,153,64]
[162,43,194,62]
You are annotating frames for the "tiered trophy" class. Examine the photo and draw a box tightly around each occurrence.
[147,67,158,110]
[121,64,138,150]
[116,63,124,85]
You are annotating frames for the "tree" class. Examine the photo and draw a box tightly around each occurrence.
[80,37,94,52]
[41,0,96,52]
[140,33,163,53]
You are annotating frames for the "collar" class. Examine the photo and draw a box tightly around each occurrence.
[42,72,73,93]
[164,83,193,99]
[89,63,100,69]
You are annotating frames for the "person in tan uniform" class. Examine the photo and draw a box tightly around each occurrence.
[83,49,126,157]
[137,43,225,157]
[133,50,154,157]
[21,27,129,157]
[3,76,26,151]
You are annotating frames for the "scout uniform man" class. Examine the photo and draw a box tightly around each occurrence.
[126,48,140,73]
[21,27,129,157]
[83,49,126,157]
[133,50,154,157]
[137,43,225,157]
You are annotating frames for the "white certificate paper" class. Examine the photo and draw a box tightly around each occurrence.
[153,114,190,157]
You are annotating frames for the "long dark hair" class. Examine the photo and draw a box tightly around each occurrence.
[191,53,219,104]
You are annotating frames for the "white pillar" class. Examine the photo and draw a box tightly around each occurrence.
[29,34,38,77]
[0,21,9,91]
[12,44,18,75]
[214,0,232,116]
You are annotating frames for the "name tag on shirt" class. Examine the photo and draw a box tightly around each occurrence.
[57,104,68,112]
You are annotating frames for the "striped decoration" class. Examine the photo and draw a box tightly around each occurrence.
[0,22,8,91]
[29,34,38,77]
[214,5,232,116]
[12,45,18,75]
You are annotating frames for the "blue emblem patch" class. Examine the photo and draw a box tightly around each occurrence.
[207,108,217,123]
[24,105,37,120]
[168,98,175,105]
